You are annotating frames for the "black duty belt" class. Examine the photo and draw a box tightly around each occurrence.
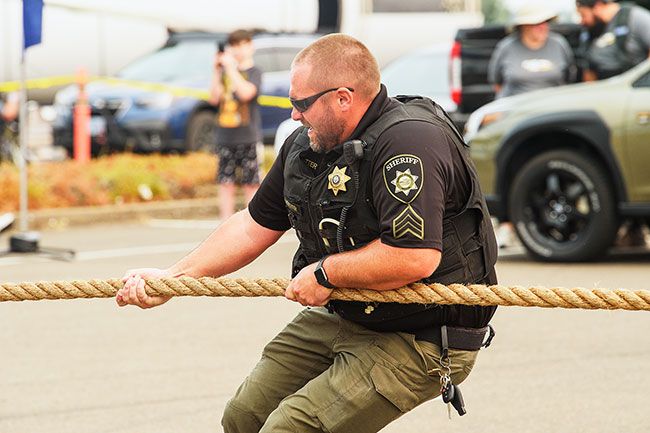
[414,325,495,351]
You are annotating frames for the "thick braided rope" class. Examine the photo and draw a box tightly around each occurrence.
[1,277,650,311]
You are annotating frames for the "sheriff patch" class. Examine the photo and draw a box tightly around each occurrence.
[382,154,424,204]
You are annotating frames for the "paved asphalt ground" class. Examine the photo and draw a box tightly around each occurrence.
[1,219,649,433]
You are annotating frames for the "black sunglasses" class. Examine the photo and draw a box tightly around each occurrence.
[289,87,354,113]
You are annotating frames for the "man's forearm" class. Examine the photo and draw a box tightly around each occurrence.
[323,239,440,291]
[209,72,223,105]
[169,209,284,278]
[225,68,257,102]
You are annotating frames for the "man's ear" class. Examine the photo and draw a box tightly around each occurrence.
[337,88,354,112]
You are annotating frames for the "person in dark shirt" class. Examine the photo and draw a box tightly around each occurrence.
[116,34,497,433]
[576,0,650,246]
[576,0,650,81]
[209,29,263,220]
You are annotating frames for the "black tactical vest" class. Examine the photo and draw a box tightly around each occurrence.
[587,3,636,79]
[283,96,497,331]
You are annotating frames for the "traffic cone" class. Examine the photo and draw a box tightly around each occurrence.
[73,67,91,162]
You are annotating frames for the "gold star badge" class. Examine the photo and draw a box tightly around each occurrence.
[391,168,419,197]
[328,166,351,196]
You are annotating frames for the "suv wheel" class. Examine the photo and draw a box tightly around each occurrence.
[186,111,216,152]
[508,150,617,261]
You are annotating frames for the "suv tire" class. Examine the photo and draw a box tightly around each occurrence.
[508,150,618,262]
[186,111,216,153]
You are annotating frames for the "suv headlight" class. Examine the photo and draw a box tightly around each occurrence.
[464,105,510,143]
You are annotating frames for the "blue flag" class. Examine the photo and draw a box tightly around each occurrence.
[23,0,44,50]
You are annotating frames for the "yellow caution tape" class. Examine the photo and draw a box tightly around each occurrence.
[0,75,291,109]
[0,75,77,92]
[98,77,211,100]
[258,94,293,109]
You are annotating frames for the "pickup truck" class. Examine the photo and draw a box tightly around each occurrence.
[450,23,584,128]
[450,0,650,124]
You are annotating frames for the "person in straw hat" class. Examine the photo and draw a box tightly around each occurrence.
[488,4,577,99]
[487,4,577,248]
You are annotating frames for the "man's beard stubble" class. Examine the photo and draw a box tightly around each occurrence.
[588,18,607,40]
[308,106,345,154]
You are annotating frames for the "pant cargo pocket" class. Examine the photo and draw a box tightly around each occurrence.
[369,363,419,413]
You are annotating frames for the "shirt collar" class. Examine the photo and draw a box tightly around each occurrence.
[328,84,389,155]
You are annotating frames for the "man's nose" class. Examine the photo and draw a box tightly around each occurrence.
[291,108,303,121]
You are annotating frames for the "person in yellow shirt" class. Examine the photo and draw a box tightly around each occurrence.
[209,29,262,220]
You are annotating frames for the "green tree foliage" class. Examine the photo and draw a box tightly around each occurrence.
[482,0,510,24]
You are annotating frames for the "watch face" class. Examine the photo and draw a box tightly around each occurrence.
[316,267,327,284]
[315,260,333,288]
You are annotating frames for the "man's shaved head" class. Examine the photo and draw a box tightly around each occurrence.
[292,34,380,101]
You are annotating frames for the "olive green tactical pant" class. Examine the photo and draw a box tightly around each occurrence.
[221,308,478,433]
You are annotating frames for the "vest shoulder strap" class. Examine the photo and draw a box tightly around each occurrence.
[360,96,465,148]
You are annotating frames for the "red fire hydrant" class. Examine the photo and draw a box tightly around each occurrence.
[73,67,91,163]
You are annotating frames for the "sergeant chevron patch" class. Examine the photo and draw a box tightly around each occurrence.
[392,205,424,239]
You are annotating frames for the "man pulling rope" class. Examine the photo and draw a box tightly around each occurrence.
[116,33,498,432]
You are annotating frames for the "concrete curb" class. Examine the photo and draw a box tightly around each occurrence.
[23,198,219,230]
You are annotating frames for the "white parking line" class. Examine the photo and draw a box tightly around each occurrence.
[146,219,221,230]
[0,231,298,267]
[76,242,201,261]
[0,242,201,267]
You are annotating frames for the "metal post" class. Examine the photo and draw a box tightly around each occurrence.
[18,56,29,232]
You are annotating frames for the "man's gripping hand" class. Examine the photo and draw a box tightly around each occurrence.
[116,268,174,309]
[285,262,333,307]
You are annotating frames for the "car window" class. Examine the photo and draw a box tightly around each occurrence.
[254,48,278,74]
[632,71,650,88]
[381,50,449,98]
[118,41,213,82]
[274,47,302,71]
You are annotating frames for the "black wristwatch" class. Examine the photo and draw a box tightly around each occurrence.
[314,257,336,289]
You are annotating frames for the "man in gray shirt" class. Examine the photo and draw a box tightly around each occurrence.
[488,5,576,98]
[577,0,650,80]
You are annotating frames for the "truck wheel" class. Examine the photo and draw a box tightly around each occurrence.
[508,150,617,262]
[186,111,216,152]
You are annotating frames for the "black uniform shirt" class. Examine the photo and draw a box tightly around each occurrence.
[250,86,495,329]
[249,85,470,252]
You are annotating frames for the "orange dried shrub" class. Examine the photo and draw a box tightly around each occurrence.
[160,153,217,197]
[0,162,20,212]
[0,153,219,211]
